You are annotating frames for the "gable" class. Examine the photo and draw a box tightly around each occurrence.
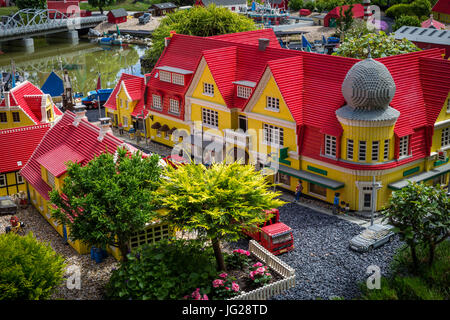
[189,58,226,106]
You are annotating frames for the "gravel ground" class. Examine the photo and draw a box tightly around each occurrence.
[94,16,162,34]
[228,202,404,300]
[0,206,118,300]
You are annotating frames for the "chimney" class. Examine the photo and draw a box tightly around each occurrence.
[5,91,10,109]
[98,117,112,141]
[164,37,171,47]
[258,38,270,51]
[41,94,48,123]
[72,103,87,127]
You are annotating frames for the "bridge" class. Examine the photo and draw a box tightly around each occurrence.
[0,9,106,51]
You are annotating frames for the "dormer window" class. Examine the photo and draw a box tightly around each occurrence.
[237,85,252,99]
[172,73,184,86]
[266,96,279,111]
[160,71,171,82]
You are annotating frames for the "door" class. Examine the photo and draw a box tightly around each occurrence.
[361,186,373,211]
[63,225,68,243]
[238,115,247,132]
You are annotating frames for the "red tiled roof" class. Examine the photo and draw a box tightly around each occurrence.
[0,124,50,174]
[326,4,365,18]
[432,0,450,15]
[207,29,281,49]
[104,73,144,110]
[47,1,80,14]
[421,17,445,29]
[36,144,85,178]
[20,112,136,200]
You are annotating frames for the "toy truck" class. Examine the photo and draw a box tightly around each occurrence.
[243,208,294,255]
[81,88,113,109]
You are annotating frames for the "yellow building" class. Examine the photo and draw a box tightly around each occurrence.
[432,0,450,23]
[0,81,62,130]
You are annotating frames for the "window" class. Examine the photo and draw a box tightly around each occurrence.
[372,140,379,161]
[172,73,184,86]
[309,183,327,198]
[266,96,280,111]
[347,139,354,160]
[16,172,24,184]
[169,99,179,114]
[46,109,52,121]
[152,95,162,110]
[203,83,214,96]
[202,108,219,128]
[278,173,290,186]
[160,71,171,82]
[263,124,284,146]
[359,141,367,161]
[126,100,129,110]
[0,174,6,187]
[384,139,390,160]
[324,135,336,157]
[120,99,124,109]
[447,99,450,113]
[399,136,409,157]
[123,116,128,128]
[442,127,450,148]
[237,86,252,99]
[12,112,20,122]
[0,112,7,123]
[47,171,55,188]
[128,224,170,249]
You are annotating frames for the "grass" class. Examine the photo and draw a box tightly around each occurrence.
[80,0,160,12]
[0,6,18,16]
[360,240,450,300]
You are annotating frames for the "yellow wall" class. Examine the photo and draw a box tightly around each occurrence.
[0,171,26,196]
[191,64,226,106]
[106,84,139,131]
[0,109,35,129]
[146,113,190,147]
[433,11,450,23]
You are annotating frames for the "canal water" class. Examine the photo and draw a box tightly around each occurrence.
[0,37,147,96]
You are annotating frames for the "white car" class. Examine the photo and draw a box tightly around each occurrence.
[349,224,395,252]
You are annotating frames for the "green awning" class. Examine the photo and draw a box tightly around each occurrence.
[266,163,344,190]
[388,162,450,190]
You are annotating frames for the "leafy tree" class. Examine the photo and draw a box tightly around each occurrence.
[289,0,304,12]
[386,0,431,18]
[392,14,421,31]
[304,1,315,11]
[333,31,420,59]
[141,4,256,73]
[410,0,431,18]
[50,147,162,260]
[382,182,450,270]
[386,3,415,18]
[0,232,66,300]
[87,0,116,15]
[15,0,46,10]
[155,162,284,271]
[335,4,354,38]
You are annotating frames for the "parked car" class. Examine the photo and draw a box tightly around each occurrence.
[0,196,18,216]
[349,224,395,252]
[139,13,151,25]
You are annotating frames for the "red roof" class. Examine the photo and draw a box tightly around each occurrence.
[262,222,292,237]
[47,1,80,15]
[20,111,138,200]
[0,124,50,174]
[207,29,281,49]
[327,4,365,18]
[432,0,450,15]
[421,17,446,29]
[104,73,145,111]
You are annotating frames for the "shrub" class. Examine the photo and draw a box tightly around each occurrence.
[249,262,272,287]
[225,249,250,269]
[410,0,431,18]
[386,3,415,18]
[106,239,218,300]
[15,0,46,10]
[0,232,66,300]
[289,0,304,11]
[211,272,241,299]
[304,1,315,11]
[393,14,421,31]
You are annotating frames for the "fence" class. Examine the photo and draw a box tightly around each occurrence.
[228,240,296,300]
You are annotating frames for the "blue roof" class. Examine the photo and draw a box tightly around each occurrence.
[41,71,64,97]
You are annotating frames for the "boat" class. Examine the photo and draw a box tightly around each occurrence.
[99,37,113,45]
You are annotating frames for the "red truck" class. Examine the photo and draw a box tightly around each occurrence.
[243,208,294,255]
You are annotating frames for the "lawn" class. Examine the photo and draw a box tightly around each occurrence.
[80,0,160,12]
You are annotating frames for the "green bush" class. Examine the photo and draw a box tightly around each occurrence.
[0,232,66,300]
[14,0,46,10]
[410,0,431,18]
[304,1,315,11]
[106,239,218,300]
[386,3,415,18]
[289,0,304,12]
[393,14,421,31]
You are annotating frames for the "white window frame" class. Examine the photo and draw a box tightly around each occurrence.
[441,127,450,148]
[399,135,410,158]
[384,139,390,160]
[203,83,214,96]
[172,73,184,86]
[237,85,252,99]
[152,94,162,110]
[359,141,367,162]
[324,135,336,157]
[169,99,180,115]
[347,139,354,160]
[372,140,379,162]
[160,71,171,83]
[202,108,219,128]
[16,172,24,184]
[263,123,284,147]
[123,116,129,128]
[0,174,6,187]
[266,96,280,112]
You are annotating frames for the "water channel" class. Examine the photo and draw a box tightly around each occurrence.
[0,37,147,95]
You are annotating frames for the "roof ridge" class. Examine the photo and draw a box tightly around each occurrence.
[0,123,51,135]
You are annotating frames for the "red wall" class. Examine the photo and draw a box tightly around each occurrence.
[413,41,450,59]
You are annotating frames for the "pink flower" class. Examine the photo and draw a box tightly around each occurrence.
[225,287,230,291]
[212,279,224,288]
[265,273,271,277]
[219,273,228,278]
[231,282,240,292]
[256,267,266,274]
[202,294,209,300]
[253,262,263,268]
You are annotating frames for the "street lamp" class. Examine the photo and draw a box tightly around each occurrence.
[371,176,383,226]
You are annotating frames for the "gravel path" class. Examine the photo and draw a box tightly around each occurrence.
[228,202,404,300]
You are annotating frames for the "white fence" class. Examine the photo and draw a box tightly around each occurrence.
[228,240,296,300]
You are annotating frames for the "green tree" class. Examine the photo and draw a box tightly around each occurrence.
[289,0,304,11]
[155,162,284,271]
[0,232,66,300]
[382,182,450,270]
[15,0,46,10]
[410,0,431,18]
[335,4,354,38]
[87,0,116,15]
[50,147,162,260]
[141,4,256,73]
[333,31,420,59]
[392,14,421,31]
